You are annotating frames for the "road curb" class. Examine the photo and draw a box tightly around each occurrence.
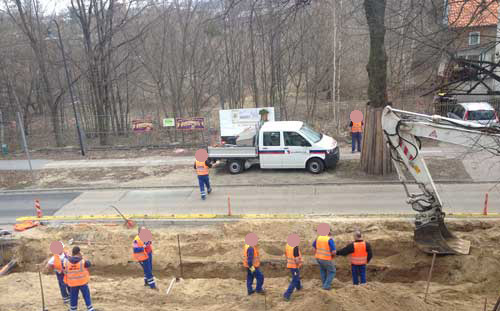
[2,180,498,194]
[16,214,306,222]
[15,213,500,223]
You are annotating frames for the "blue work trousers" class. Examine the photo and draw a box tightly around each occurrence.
[351,264,367,285]
[246,268,264,294]
[69,284,94,311]
[140,258,156,289]
[317,259,336,290]
[352,132,362,152]
[55,272,70,303]
[143,252,153,285]
[197,175,211,197]
[283,268,302,299]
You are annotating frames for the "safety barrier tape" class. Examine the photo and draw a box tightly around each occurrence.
[16,214,306,222]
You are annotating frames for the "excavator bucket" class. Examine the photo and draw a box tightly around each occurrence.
[414,220,471,255]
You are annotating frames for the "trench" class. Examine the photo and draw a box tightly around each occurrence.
[2,219,499,296]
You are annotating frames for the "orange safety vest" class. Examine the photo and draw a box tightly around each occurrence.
[243,244,260,268]
[64,260,90,287]
[195,160,209,176]
[285,244,302,269]
[350,241,368,265]
[53,254,63,274]
[315,236,333,260]
[352,122,363,133]
[132,235,149,262]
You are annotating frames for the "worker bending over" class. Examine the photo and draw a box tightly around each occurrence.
[313,225,336,290]
[46,241,70,305]
[338,230,373,285]
[133,231,157,290]
[283,236,302,301]
[64,246,95,311]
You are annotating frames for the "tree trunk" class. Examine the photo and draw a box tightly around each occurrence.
[360,0,392,175]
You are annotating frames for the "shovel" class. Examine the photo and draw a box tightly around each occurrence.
[110,205,135,229]
[38,265,48,311]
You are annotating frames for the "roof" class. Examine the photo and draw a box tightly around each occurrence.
[448,0,498,28]
[260,121,303,132]
[459,102,495,110]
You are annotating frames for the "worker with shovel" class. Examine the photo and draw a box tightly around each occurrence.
[133,228,157,290]
[46,241,70,305]
[64,246,95,311]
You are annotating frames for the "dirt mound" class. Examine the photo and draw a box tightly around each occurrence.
[2,219,500,310]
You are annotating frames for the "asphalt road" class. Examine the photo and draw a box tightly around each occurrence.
[0,192,81,225]
[46,183,499,217]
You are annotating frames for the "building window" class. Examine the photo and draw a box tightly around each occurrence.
[469,32,480,46]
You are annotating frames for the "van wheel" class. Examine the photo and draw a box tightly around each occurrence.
[307,158,324,174]
[228,160,244,174]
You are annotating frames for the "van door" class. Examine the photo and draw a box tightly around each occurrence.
[259,131,283,168]
[283,131,311,168]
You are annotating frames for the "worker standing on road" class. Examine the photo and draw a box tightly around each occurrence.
[194,149,215,200]
[283,234,302,302]
[133,228,157,290]
[349,110,364,153]
[313,223,336,290]
[46,241,70,305]
[337,230,373,285]
[64,246,95,311]
[243,233,265,295]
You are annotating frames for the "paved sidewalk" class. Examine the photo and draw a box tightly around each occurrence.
[0,147,447,170]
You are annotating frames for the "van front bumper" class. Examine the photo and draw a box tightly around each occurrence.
[325,147,339,168]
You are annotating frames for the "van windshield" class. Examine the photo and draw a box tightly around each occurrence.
[299,124,322,143]
[468,110,495,121]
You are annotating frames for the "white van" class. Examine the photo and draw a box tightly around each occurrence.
[208,121,339,174]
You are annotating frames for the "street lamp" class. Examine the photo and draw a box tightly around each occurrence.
[50,20,86,156]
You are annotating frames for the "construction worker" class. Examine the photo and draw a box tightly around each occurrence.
[194,156,214,200]
[46,241,70,305]
[243,233,265,295]
[133,231,157,290]
[64,246,95,311]
[337,230,373,285]
[283,234,302,302]
[349,120,363,153]
[313,224,336,290]
[141,226,154,287]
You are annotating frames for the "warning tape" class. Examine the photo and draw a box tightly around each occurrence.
[16,214,305,222]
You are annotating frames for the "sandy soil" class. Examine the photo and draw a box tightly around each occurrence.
[1,219,499,310]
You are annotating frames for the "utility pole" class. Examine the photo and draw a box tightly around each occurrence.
[52,20,86,156]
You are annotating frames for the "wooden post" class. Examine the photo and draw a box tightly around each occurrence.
[424,251,438,302]
[177,234,184,279]
[483,297,487,311]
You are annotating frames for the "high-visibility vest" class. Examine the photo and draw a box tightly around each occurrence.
[352,122,363,133]
[195,160,209,176]
[243,244,260,268]
[315,236,333,260]
[350,241,368,265]
[145,241,153,254]
[53,254,63,274]
[64,260,90,287]
[132,235,149,262]
[285,244,302,269]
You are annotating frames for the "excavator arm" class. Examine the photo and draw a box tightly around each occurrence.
[381,106,500,255]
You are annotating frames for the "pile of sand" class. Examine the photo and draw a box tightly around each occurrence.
[1,219,500,310]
